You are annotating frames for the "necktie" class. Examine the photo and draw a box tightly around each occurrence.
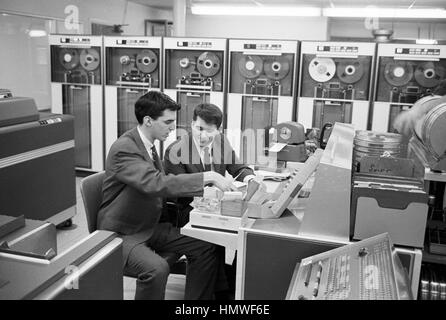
[151,146,163,172]
[202,146,212,172]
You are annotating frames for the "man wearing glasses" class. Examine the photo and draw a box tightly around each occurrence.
[164,103,256,227]
[163,103,256,299]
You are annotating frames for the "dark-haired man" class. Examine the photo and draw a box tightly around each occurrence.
[164,103,256,226]
[164,103,256,298]
[97,91,236,300]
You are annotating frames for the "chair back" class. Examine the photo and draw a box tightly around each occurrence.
[80,171,106,233]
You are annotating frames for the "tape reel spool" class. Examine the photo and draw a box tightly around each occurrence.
[384,61,413,87]
[308,57,336,83]
[120,55,131,65]
[80,48,100,71]
[336,60,364,84]
[197,52,221,77]
[238,55,263,79]
[179,57,190,68]
[414,62,445,88]
[264,56,290,81]
[136,49,158,74]
[59,49,80,70]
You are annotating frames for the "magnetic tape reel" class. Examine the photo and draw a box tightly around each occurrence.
[414,62,445,88]
[59,48,80,70]
[384,61,413,87]
[308,57,336,83]
[238,55,263,79]
[179,57,190,68]
[119,55,131,65]
[80,48,100,71]
[136,49,158,74]
[197,51,221,77]
[264,56,290,81]
[336,60,364,84]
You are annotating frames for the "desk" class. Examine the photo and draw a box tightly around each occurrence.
[181,221,254,264]
[425,168,446,183]
[0,223,123,300]
[236,211,347,300]
[180,166,422,300]
[180,171,288,264]
[237,210,422,300]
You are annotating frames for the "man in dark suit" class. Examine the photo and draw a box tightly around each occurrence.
[97,91,236,300]
[163,103,256,297]
[163,103,256,227]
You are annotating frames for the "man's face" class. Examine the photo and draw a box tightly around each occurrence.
[145,109,176,141]
[191,116,219,147]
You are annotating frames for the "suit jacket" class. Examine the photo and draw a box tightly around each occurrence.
[163,133,254,214]
[97,127,204,265]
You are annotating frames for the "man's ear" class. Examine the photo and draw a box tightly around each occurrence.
[145,116,152,127]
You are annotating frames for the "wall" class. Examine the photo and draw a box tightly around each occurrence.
[185,12,328,40]
[0,0,172,34]
[0,0,172,109]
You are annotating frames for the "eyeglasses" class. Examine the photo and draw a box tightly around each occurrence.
[192,125,219,137]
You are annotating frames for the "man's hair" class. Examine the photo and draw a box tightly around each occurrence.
[134,91,180,124]
[192,103,223,128]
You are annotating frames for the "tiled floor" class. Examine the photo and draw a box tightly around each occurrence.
[56,177,186,300]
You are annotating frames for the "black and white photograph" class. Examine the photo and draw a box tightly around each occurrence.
[1,0,446,310]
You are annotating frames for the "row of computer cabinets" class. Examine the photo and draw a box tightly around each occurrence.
[49,35,446,171]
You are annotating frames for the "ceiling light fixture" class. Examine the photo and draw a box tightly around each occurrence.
[28,29,47,37]
[416,39,438,45]
[323,7,446,19]
[190,4,322,17]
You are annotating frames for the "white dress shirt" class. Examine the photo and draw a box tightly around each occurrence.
[192,136,255,183]
[137,126,154,160]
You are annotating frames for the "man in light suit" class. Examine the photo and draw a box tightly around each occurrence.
[97,91,236,300]
[163,103,256,227]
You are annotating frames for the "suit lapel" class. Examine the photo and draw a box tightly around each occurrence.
[129,127,157,165]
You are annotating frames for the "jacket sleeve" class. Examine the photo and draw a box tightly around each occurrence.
[222,136,255,181]
[111,149,204,198]
[163,142,188,176]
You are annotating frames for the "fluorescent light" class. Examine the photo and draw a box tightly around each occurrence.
[28,29,47,37]
[191,4,321,17]
[416,39,438,45]
[323,7,446,19]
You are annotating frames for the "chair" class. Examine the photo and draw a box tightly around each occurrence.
[79,171,186,277]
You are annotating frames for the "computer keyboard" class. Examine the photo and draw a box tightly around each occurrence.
[324,254,351,299]
[358,241,396,300]
[288,233,412,300]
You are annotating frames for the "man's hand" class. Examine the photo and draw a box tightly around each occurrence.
[393,110,416,136]
[203,171,238,192]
